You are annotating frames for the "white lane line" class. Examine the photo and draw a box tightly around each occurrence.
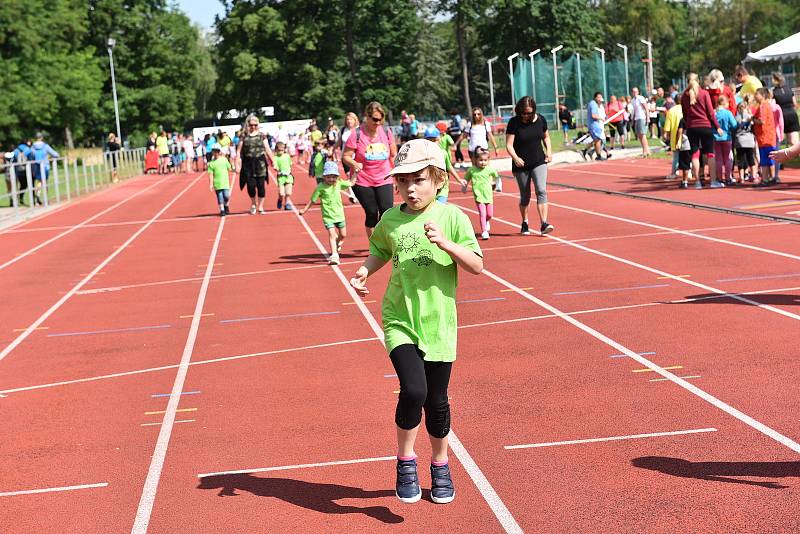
[505,428,718,450]
[0,482,108,497]
[0,337,380,396]
[198,455,397,478]
[650,375,701,382]
[75,260,361,295]
[0,174,171,271]
[456,202,800,323]
[0,175,205,365]
[132,216,224,533]
[548,200,800,262]
[480,267,800,454]
[291,208,523,534]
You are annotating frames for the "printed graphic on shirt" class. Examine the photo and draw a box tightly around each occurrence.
[413,249,434,267]
[396,232,419,253]
[365,142,389,161]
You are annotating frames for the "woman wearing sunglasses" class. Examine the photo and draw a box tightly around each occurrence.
[236,114,274,214]
[342,101,397,236]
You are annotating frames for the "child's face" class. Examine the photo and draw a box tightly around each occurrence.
[754,92,764,103]
[323,174,339,185]
[395,168,443,212]
[315,142,325,151]
[276,144,285,155]
[212,150,220,159]
[476,153,490,169]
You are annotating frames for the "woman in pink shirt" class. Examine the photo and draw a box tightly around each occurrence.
[342,101,397,236]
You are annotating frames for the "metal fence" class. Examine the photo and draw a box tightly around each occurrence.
[1,147,146,225]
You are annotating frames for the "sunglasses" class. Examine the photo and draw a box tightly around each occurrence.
[248,123,258,127]
[519,111,534,116]
[370,116,383,122]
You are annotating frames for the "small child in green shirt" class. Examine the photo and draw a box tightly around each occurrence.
[349,139,483,506]
[308,139,328,184]
[274,142,294,210]
[463,148,498,240]
[207,143,232,216]
[299,161,355,265]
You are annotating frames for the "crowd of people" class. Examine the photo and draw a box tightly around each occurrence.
[576,64,799,189]
[1,133,61,207]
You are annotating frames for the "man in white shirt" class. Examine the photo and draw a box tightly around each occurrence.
[630,87,651,156]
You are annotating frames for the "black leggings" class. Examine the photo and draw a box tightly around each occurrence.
[390,344,452,438]
[352,183,394,228]
[246,175,266,198]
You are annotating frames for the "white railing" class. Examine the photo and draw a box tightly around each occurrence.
[1,147,146,224]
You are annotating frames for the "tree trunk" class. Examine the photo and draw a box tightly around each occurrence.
[344,0,362,112]
[455,5,472,114]
[65,126,74,151]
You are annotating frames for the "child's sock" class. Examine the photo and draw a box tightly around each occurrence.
[398,455,416,461]
[431,459,448,467]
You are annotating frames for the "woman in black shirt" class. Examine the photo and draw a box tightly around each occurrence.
[772,72,799,148]
[505,96,553,236]
[107,133,121,183]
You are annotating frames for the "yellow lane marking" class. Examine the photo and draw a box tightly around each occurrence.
[179,313,215,318]
[144,407,198,415]
[198,263,224,267]
[343,301,376,305]
[633,366,683,373]
[650,375,701,382]
[658,275,691,279]
[500,287,533,292]
[12,326,49,332]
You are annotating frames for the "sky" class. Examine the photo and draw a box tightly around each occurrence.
[175,0,225,31]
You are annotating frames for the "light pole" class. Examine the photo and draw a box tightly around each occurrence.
[616,43,629,95]
[107,37,122,142]
[528,48,541,102]
[508,52,520,105]
[551,45,563,121]
[576,52,584,127]
[640,39,654,95]
[487,56,498,120]
[594,47,607,98]
[741,32,758,54]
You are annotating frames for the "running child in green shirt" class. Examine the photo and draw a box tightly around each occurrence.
[308,139,328,184]
[207,143,232,216]
[349,139,483,505]
[299,161,355,265]
[463,148,498,240]
[274,142,295,210]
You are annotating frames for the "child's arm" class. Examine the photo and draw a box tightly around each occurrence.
[349,255,389,296]
[298,197,315,216]
[423,222,483,275]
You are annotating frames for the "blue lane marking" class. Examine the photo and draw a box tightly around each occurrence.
[553,284,669,296]
[47,324,172,338]
[717,273,800,283]
[151,391,201,398]
[220,311,340,324]
[610,351,656,359]
[457,297,506,304]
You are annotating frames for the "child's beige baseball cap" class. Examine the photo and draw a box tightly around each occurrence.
[388,139,446,176]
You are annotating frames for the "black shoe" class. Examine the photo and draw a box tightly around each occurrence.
[430,463,455,504]
[224,205,230,214]
[679,181,688,189]
[540,222,554,234]
[220,209,226,217]
[396,458,421,503]
[520,221,530,235]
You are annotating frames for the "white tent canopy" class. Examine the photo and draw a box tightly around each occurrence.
[746,32,800,62]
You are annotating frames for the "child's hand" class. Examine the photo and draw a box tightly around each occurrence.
[209,184,214,192]
[299,208,307,216]
[424,221,450,250]
[460,180,468,193]
[349,267,370,296]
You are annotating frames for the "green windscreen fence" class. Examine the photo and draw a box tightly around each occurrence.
[512,53,647,126]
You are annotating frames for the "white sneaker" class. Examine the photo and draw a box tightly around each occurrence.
[480,231,489,240]
[486,221,491,232]
[249,206,257,215]
[495,178,503,192]
[328,253,340,265]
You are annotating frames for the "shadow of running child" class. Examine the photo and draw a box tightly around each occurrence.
[197,473,403,524]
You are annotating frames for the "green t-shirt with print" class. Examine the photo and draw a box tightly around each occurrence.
[465,166,497,204]
[208,157,232,190]
[438,134,455,152]
[275,153,294,185]
[310,179,351,225]
[311,151,325,178]
[369,201,482,362]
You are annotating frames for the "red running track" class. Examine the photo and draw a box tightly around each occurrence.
[2,157,800,532]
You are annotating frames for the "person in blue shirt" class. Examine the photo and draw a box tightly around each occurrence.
[11,140,32,205]
[586,93,608,161]
[713,94,738,185]
[29,133,59,205]
[409,114,421,138]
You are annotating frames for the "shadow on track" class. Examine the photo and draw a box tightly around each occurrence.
[197,473,403,523]
[631,456,800,489]
[676,293,800,306]
[271,250,369,265]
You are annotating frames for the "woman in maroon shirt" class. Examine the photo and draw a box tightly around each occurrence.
[681,73,724,188]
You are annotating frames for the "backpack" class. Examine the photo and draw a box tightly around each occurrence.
[309,149,327,176]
